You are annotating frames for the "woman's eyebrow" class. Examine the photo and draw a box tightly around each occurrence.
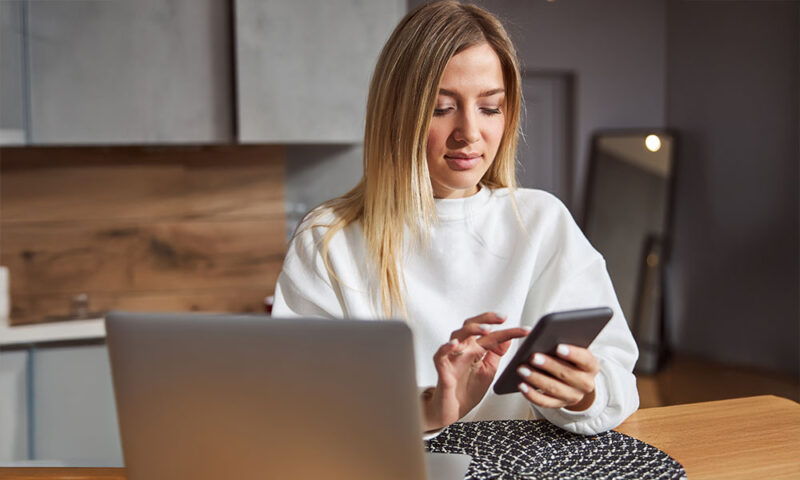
[478,88,505,97]
[438,88,505,98]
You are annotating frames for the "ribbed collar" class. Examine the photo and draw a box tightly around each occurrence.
[433,185,492,221]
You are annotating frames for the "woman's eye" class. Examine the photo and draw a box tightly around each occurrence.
[481,107,502,116]
[433,107,454,117]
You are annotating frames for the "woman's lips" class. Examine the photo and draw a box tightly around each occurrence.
[444,154,482,171]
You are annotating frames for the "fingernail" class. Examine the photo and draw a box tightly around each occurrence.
[518,383,529,393]
[449,339,458,346]
[517,366,532,377]
[533,353,546,365]
[478,324,491,332]
[521,326,532,334]
[557,344,570,356]
[495,312,507,320]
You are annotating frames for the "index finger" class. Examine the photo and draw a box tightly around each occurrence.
[554,344,599,373]
[476,327,530,349]
[463,312,507,326]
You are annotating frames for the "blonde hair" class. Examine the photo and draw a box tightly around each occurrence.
[302,1,522,317]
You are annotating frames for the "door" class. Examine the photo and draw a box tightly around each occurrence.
[517,73,573,207]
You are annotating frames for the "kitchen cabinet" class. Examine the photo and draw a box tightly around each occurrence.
[33,344,121,464]
[0,342,122,465]
[4,0,405,146]
[0,0,27,145]
[235,0,404,143]
[24,0,233,145]
[0,350,28,461]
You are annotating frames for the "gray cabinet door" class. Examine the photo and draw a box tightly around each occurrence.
[27,0,233,145]
[33,344,122,465]
[0,350,28,461]
[0,0,27,145]
[235,0,404,143]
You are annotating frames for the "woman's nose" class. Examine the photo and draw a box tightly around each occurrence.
[453,111,480,144]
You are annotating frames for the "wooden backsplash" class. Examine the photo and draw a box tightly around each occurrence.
[0,145,286,325]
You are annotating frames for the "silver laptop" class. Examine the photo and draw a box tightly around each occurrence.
[105,312,471,480]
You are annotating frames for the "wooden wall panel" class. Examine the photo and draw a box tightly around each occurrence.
[129,220,285,290]
[2,220,285,294]
[2,222,135,294]
[1,146,284,222]
[1,145,286,325]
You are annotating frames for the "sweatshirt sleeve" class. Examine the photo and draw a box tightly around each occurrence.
[521,194,640,435]
[272,223,345,320]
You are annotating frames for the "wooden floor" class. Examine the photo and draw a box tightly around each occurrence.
[635,355,800,408]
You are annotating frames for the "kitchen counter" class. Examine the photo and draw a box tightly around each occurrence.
[0,319,105,347]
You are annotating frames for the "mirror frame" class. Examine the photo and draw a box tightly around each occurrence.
[581,129,679,373]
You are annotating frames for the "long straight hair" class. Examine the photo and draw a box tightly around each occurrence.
[302,1,522,317]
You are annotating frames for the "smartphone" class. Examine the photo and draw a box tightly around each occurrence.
[493,307,613,395]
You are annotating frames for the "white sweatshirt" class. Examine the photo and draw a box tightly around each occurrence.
[272,187,639,435]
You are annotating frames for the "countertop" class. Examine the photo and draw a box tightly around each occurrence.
[0,318,105,347]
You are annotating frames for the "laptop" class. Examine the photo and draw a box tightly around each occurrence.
[105,312,471,480]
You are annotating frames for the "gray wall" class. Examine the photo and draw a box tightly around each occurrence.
[285,145,363,237]
[665,0,799,376]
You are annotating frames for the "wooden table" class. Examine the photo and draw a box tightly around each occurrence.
[615,395,800,479]
[2,395,798,479]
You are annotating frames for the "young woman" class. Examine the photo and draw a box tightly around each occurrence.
[272,1,639,436]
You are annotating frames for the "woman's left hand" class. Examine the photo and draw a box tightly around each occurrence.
[516,344,600,411]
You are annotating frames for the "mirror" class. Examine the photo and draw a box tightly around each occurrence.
[582,130,677,373]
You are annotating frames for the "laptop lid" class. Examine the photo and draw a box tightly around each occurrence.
[106,312,430,480]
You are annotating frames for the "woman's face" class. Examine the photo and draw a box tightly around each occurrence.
[426,43,506,199]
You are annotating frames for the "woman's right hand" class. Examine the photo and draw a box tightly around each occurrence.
[421,312,530,432]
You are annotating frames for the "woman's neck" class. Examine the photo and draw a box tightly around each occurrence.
[432,184,481,199]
